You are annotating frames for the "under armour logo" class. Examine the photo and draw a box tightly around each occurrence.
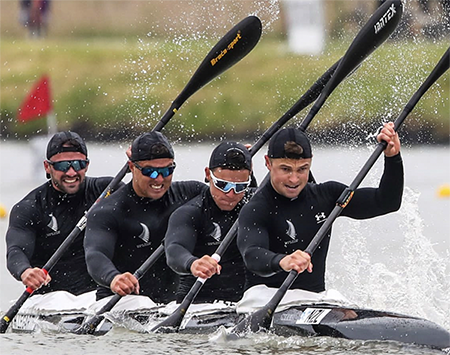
[315,212,327,224]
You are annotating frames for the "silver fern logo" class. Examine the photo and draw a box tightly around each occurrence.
[47,213,58,232]
[138,223,150,243]
[210,222,222,242]
[286,220,297,240]
[284,220,298,245]
[206,222,222,246]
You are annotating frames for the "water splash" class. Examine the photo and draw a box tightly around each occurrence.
[328,185,450,331]
[116,0,282,140]
[396,187,450,328]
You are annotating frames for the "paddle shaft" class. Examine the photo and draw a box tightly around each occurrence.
[73,244,165,334]
[64,16,263,336]
[151,57,354,332]
[229,0,404,335]
[240,45,449,335]
[152,1,403,330]
[150,58,344,332]
[0,16,262,334]
[213,59,342,257]
[0,122,151,333]
[205,58,346,256]
[306,46,449,256]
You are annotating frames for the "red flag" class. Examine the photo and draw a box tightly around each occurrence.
[17,75,52,122]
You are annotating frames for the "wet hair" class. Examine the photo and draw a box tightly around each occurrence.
[283,141,304,160]
[268,128,312,159]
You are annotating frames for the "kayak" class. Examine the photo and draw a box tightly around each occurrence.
[9,290,97,333]
[270,304,450,349]
[8,287,450,351]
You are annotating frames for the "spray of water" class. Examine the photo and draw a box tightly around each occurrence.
[328,183,450,331]
[396,187,450,328]
[116,0,282,141]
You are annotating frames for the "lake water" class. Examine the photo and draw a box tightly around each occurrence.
[0,139,449,355]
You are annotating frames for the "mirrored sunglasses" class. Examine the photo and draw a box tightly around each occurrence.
[210,171,251,194]
[47,159,89,172]
[134,162,176,179]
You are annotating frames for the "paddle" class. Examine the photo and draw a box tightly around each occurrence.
[78,42,338,337]
[231,46,449,337]
[72,244,165,335]
[230,0,406,336]
[151,0,403,333]
[0,15,262,334]
[150,60,340,333]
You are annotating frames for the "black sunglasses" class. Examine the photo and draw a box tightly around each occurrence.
[134,162,176,178]
[47,159,89,172]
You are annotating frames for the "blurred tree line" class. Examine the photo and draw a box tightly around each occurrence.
[1,1,448,144]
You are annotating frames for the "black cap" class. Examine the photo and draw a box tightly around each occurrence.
[130,131,174,162]
[209,141,252,171]
[46,131,88,160]
[268,128,312,159]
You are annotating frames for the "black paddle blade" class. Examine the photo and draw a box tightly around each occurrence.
[173,16,262,108]
[151,312,185,334]
[0,317,10,333]
[326,0,403,95]
[151,306,186,333]
[230,270,298,337]
[229,307,273,337]
[151,280,204,333]
[71,315,104,335]
[0,289,32,333]
[300,0,403,130]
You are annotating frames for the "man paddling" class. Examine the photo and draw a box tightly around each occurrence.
[6,131,119,295]
[84,131,207,303]
[237,122,403,292]
[164,142,254,303]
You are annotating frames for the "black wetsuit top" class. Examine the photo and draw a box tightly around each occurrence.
[165,188,255,303]
[6,177,115,295]
[84,181,207,303]
[238,154,403,292]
